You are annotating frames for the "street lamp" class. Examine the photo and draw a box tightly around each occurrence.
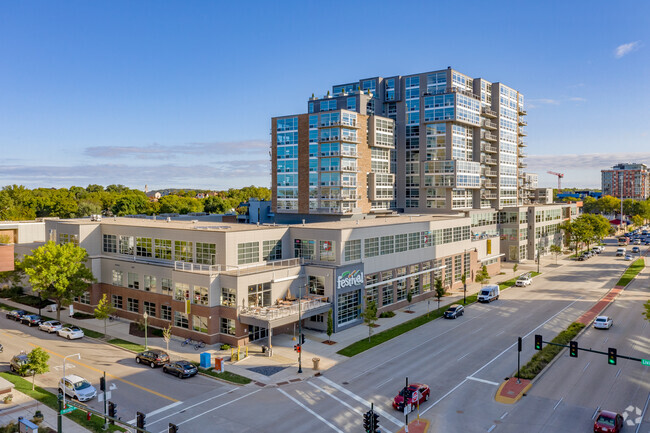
[143,312,149,351]
[62,353,81,409]
[297,284,303,374]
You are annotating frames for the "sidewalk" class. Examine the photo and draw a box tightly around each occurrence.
[1,254,573,389]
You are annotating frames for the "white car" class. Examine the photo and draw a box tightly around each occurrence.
[515,275,532,287]
[593,316,613,329]
[625,254,633,261]
[57,326,84,340]
[59,375,97,401]
[38,320,63,334]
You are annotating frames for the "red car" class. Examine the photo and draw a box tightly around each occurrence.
[594,410,623,433]
[392,383,430,411]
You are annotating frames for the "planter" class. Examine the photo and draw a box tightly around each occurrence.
[129,322,146,337]
[3,394,13,404]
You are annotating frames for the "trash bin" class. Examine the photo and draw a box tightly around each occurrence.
[312,357,320,370]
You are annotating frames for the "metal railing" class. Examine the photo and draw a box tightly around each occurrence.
[239,296,330,321]
[223,258,303,276]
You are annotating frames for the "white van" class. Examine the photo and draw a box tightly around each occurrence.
[477,284,500,303]
[616,247,626,257]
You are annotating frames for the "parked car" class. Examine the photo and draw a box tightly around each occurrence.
[39,320,63,333]
[392,383,430,411]
[9,352,29,375]
[616,247,626,257]
[59,375,97,402]
[20,314,42,327]
[632,246,640,253]
[443,304,464,319]
[593,316,613,329]
[593,410,623,433]
[136,350,170,368]
[6,310,27,321]
[57,326,84,340]
[634,239,641,245]
[162,360,198,378]
[477,285,499,303]
[516,274,532,286]
[625,254,633,261]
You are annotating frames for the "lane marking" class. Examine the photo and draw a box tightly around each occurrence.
[278,388,344,433]
[156,389,261,433]
[635,391,650,433]
[616,368,622,378]
[495,330,505,337]
[553,397,563,410]
[146,388,237,426]
[375,377,394,389]
[583,361,591,372]
[28,343,178,402]
[500,411,508,420]
[317,376,403,427]
[308,382,394,433]
[487,424,496,432]
[458,352,470,361]
[603,336,608,344]
[592,406,601,420]
[126,401,184,425]
[466,376,499,386]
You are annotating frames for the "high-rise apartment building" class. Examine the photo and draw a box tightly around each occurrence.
[601,163,650,200]
[271,67,530,220]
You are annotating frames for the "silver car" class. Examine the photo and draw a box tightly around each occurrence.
[39,320,63,334]
[593,316,613,329]
[59,375,97,401]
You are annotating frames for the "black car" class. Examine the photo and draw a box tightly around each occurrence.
[162,360,198,378]
[21,314,42,326]
[6,310,27,321]
[444,304,465,319]
[135,350,170,368]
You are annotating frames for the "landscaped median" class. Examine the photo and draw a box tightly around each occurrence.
[0,372,125,433]
[617,258,644,287]
[337,273,539,357]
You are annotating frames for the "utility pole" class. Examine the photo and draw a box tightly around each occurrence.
[297,284,303,374]
[102,371,107,430]
[57,392,62,433]
[404,376,409,433]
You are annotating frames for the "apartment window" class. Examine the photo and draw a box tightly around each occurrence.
[248,282,271,307]
[154,239,172,260]
[396,279,407,301]
[161,278,172,296]
[319,240,335,262]
[454,255,463,282]
[310,315,324,323]
[237,241,259,265]
[75,292,90,305]
[221,287,236,307]
[308,276,325,296]
[174,311,189,329]
[174,241,193,262]
[364,237,379,258]
[365,287,379,305]
[408,232,421,250]
[103,234,117,253]
[395,234,408,252]
[144,275,157,292]
[262,240,282,261]
[136,237,152,257]
[380,236,394,255]
[220,318,236,335]
[143,301,156,317]
[161,305,171,321]
[347,97,356,110]
[337,290,360,325]
[344,240,361,261]
[422,273,431,292]
[294,239,315,260]
[119,235,134,255]
[127,298,139,313]
[382,285,394,306]
[193,315,208,333]
[111,295,123,309]
[445,257,453,286]
[193,286,209,306]
[196,242,216,265]
[174,283,190,301]
[58,233,79,246]
[127,272,139,290]
[112,270,123,286]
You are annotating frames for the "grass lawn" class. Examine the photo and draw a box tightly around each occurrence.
[197,367,252,385]
[0,372,125,433]
[107,338,145,353]
[617,259,645,287]
[518,322,585,380]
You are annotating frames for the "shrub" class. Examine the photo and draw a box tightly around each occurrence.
[518,322,585,380]
[220,344,231,350]
[379,311,395,318]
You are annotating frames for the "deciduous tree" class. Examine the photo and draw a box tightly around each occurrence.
[94,293,116,339]
[361,300,377,342]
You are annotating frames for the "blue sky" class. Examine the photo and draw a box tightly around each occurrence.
[1,0,648,190]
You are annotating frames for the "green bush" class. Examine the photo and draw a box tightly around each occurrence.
[72,312,94,320]
[220,344,231,350]
[0,286,24,299]
[379,311,395,318]
[518,322,585,380]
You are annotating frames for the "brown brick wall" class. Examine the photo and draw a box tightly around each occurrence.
[0,244,14,272]
[297,114,310,214]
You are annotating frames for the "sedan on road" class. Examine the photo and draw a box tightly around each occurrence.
[444,304,464,319]
[136,350,170,368]
[20,314,43,327]
[593,410,623,432]
[162,360,198,378]
[57,326,84,340]
[6,310,27,321]
[39,320,63,333]
[632,246,640,254]
[625,254,633,261]
[392,383,430,411]
[593,316,613,329]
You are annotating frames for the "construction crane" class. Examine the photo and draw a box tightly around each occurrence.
[547,171,564,191]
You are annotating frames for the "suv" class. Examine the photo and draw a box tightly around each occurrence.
[516,274,532,286]
[21,314,42,327]
[10,352,29,375]
[443,304,464,319]
[6,310,27,321]
[135,350,170,368]
[59,375,97,402]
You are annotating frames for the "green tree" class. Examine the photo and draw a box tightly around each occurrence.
[406,289,413,312]
[203,196,230,214]
[111,193,150,216]
[597,195,620,215]
[581,196,599,214]
[632,214,644,227]
[21,241,96,321]
[550,244,563,264]
[513,263,518,274]
[18,347,50,390]
[434,277,445,310]
[475,265,490,287]
[94,293,116,339]
[361,300,377,342]
[77,199,103,217]
[326,309,333,343]
[162,324,172,356]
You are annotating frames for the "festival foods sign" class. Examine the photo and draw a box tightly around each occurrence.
[337,267,364,290]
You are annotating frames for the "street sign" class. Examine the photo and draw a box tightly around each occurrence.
[61,406,77,415]
[641,359,650,366]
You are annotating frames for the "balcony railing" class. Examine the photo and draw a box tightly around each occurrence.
[518,129,527,137]
[481,106,497,118]
[518,119,527,126]
[223,258,303,277]
[482,132,497,141]
[483,120,497,130]
[485,170,497,177]
[482,145,497,153]
[518,107,527,115]
[238,296,330,322]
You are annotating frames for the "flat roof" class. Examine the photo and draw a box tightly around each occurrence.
[57,217,287,233]
[294,214,465,230]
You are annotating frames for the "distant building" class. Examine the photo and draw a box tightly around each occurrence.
[556,190,602,200]
[601,163,650,200]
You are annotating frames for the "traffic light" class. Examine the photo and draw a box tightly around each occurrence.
[168,423,179,433]
[136,411,146,429]
[518,337,522,352]
[569,341,578,358]
[363,410,372,432]
[301,334,306,345]
[371,412,380,433]
[108,401,117,419]
[608,347,617,365]
[294,344,301,352]
[100,376,106,392]
[534,334,543,350]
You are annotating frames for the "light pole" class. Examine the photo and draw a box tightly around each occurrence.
[537,242,541,274]
[297,284,303,374]
[143,312,149,350]
[62,353,81,409]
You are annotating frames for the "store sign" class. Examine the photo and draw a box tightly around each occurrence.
[337,268,364,289]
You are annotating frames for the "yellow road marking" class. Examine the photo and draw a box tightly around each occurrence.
[28,343,179,402]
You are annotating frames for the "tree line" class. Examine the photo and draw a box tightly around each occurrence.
[567,195,650,224]
[0,184,270,220]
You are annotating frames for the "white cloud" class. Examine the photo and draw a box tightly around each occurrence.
[614,41,641,58]
[568,97,586,102]
[526,152,650,171]
[85,140,268,159]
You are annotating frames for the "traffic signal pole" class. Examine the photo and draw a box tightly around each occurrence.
[404,377,409,433]
[103,371,107,430]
